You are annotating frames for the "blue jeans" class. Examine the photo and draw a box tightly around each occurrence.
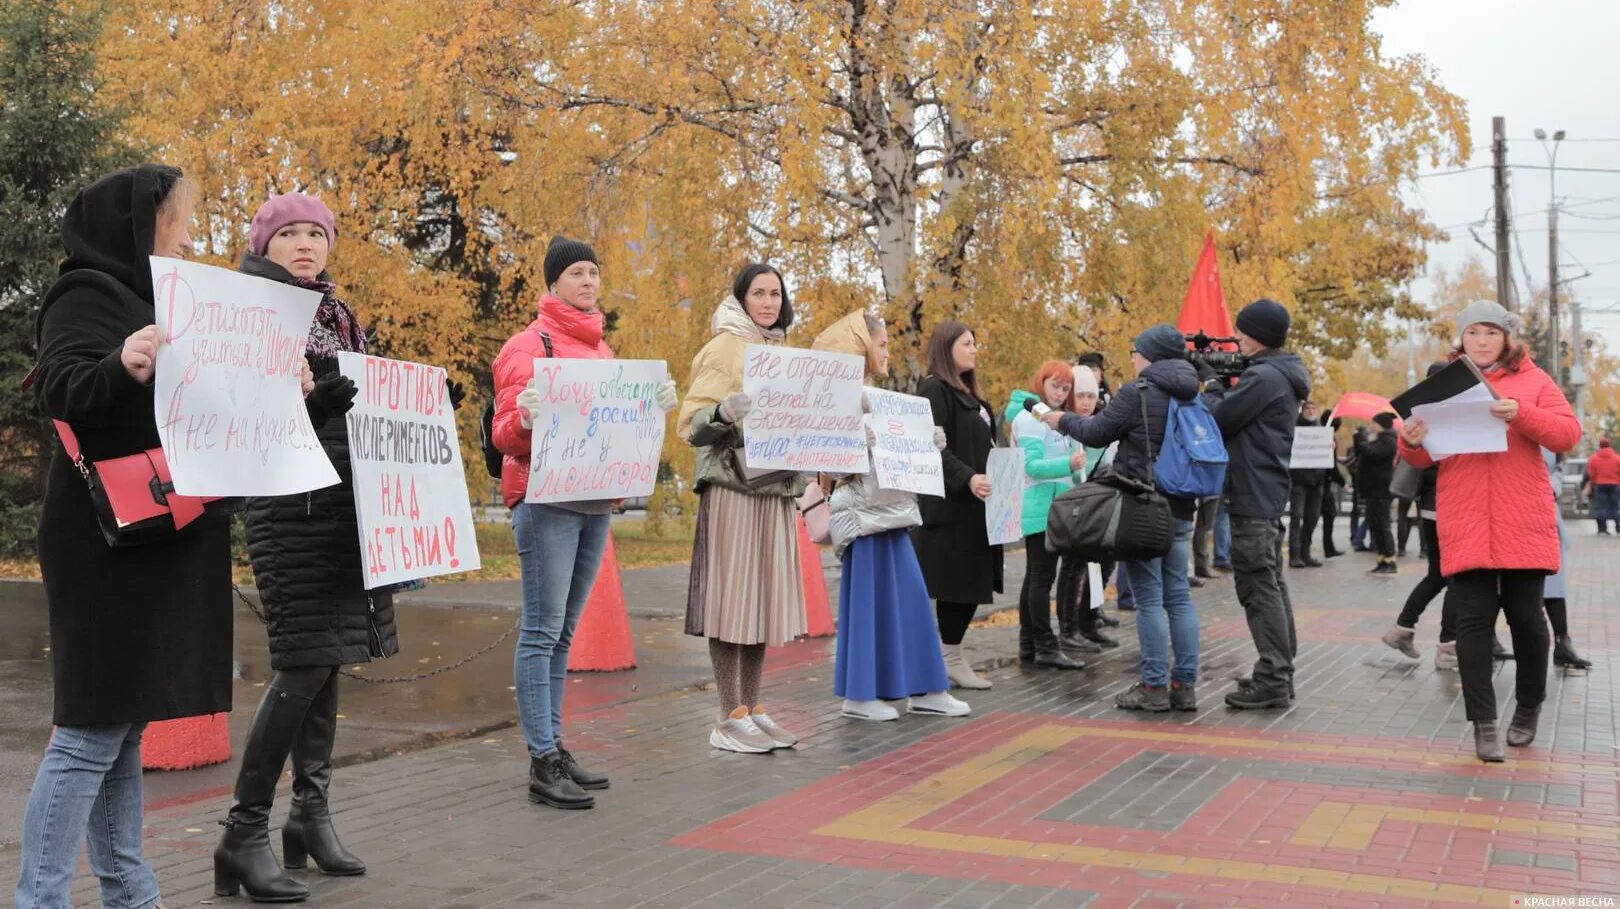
[16,723,159,909]
[1123,519,1198,686]
[1214,505,1231,566]
[512,503,611,758]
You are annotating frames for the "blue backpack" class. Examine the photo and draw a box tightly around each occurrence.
[1151,391,1228,498]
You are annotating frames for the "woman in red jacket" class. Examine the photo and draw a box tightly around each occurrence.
[491,236,678,808]
[1398,300,1580,762]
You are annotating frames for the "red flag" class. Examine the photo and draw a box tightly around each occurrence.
[1176,231,1233,347]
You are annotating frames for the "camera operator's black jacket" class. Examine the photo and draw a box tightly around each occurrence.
[1206,349,1311,520]
[1055,358,1201,520]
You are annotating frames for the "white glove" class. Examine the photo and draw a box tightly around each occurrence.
[516,385,543,430]
[719,392,752,424]
[654,379,679,412]
[933,426,948,451]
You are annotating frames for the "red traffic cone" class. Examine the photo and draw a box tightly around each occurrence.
[796,514,834,638]
[567,533,637,672]
[141,713,231,771]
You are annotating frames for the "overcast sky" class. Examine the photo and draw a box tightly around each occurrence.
[1373,0,1620,346]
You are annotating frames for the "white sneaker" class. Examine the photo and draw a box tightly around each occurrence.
[748,708,798,748]
[841,699,900,721]
[1434,641,1458,671]
[908,691,971,717]
[710,709,776,753]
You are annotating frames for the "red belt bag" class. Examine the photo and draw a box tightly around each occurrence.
[53,420,215,547]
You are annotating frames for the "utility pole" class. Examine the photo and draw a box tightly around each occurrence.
[1571,296,1587,441]
[1549,204,1561,385]
[1493,117,1513,311]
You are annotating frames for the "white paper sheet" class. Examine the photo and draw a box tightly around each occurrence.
[1409,398,1508,459]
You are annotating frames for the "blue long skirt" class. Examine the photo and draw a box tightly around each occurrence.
[834,529,952,701]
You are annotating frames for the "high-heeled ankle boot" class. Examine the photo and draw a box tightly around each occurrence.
[283,677,365,876]
[214,683,314,902]
[1553,635,1592,669]
[1506,703,1540,747]
[1473,721,1505,763]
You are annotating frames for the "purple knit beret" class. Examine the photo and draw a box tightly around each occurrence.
[248,193,337,255]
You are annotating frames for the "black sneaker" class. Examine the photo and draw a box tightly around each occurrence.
[1115,682,1170,712]
[1225,680,1292,710]
[1369,562,1397,575]
[1078,627,1120,649]
[1097,611,1121,628]
[1060,633,1103,654]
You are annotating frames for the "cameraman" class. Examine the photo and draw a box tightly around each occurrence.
[1203,299,1311,710]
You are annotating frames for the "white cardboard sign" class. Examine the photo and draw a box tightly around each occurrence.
[740,344,866,473]
[863,388,944,497]
[525,359,669,503]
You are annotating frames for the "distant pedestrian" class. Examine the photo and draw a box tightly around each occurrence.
[1398,300,1579,762]
[1321,417,1347,558]
[1584,438,1620,534]
[1288,399,1326,567]
[1356,412,1399,574]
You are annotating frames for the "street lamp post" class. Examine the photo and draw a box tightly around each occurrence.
[1535,128,1566,389]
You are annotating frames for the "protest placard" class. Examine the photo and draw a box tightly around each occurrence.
[526,359,668,503]
[338,352,481,588]
[740,345,865,474]
[151,257,338,496]
[864,388,944,497]
[984,447,1025,546]
[1288,425,1337,470]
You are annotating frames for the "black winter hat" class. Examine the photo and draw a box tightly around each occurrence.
[1373,412,1396,429]
[543,235,598,288]
[1235,298,1290,349]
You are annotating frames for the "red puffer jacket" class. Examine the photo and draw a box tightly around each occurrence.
[491,295,613,507]
[1587,446,1620,485]
[1398,357,1579,577]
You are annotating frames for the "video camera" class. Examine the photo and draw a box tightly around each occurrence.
[1184,331,1250,381]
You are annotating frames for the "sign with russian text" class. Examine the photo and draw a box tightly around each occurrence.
[741,345,865,473]
[864,388,944,497]
[1289,426,1337,470]
[525,359,668,503]
[151,257,338,496]
[985,447,1026,546]
[338,352,481,588]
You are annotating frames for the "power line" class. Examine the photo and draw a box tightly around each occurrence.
[1414,165,1492,179]
[1511,137,1620,143]
[1515,165,1620,175]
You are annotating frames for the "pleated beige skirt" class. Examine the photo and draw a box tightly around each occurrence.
[684,485,806,646]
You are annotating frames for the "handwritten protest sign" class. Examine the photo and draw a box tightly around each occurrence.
[864,388,944,497]
[526,359,668,503]
[338,352,481,588]
[984,448,1025,546]
[741,345,865,473]
[151,257,338,496]
[1288,426,1337,469]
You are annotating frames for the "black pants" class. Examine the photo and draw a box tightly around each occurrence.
[1288,484,1323,559]
[936,601,977,645]
[1363,496,1395,558]
[1054,555,1091,638]
[1396,498,1417,553]
[1451,569,1549,722]
[1395,519,1454,640]
[1018,533,1062,657]
[1320,485,1341,554]
[1231,516,1297,689]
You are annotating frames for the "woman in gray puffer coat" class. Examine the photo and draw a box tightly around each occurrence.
[813,312,970,722]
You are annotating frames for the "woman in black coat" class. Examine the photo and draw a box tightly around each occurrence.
[19,165,233,909]
[911,320,1002,691]
[213,193,399,903]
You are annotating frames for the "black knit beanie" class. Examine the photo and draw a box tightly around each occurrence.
[543,235,598,288]
[1235,298,1290,349]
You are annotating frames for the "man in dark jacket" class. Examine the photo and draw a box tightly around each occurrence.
[1355,411,1399,574]
[1288,400,1326,568]
[1205,299,1311,709]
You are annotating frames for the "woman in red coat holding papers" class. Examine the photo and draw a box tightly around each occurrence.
[1398,300,1580,763]
[491,236,678,810]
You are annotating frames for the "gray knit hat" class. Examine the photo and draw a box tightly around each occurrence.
[1455,300,1518,339]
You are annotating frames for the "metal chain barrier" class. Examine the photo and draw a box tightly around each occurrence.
[232,585,519,684]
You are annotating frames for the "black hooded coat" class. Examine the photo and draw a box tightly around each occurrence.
[33,166,233,725]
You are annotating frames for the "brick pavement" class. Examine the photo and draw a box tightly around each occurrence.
[2,528,1616,908]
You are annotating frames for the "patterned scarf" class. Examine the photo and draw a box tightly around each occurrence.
[298,276,367,359]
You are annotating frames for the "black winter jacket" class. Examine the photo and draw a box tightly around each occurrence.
[1354,427,1399,502]
[241,256,399,670]
[1055,358,1201,520]
[1207,349,1311,519]
[911,374,1004,604]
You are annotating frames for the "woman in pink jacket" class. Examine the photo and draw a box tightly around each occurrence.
[491,236,678,808]
[1398,300,1580,762]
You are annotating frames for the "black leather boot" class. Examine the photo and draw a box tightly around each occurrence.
[1030,596,1083,669]
[529,752,594,809]
[1506,704,1540,747]
[215,682,314,903]
[284,677,365,875]
[556,744,609,790]
[1553,635,1592,669]
[1076,607,1119,649]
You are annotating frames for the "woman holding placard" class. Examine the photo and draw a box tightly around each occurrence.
[911,320,1002,690]
[1398,300,1579,762]
[812,311,969,722]
[215,193,395,900]
[493,236,680,805]
[19,165,233,909]
[679,263,808,753]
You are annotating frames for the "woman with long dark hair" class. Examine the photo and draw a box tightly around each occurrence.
[911,320,1002,689]
[1398,301,1579,762]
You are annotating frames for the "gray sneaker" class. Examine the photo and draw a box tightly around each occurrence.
[1115,682,1171,712]
[748,710,798,748]
[710,710,776,753]
[1169,681,1197,711]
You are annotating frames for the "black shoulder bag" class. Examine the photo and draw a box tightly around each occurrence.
[1044,382,1174,561]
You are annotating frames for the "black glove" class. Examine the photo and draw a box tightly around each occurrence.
[446,379,465,411]
[306,375,359,428]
